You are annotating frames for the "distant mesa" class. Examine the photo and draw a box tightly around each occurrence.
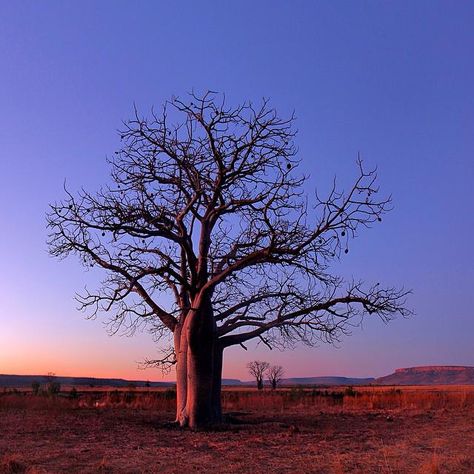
[376,366,474,385]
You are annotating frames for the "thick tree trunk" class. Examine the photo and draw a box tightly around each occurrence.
[186,335,215,428]
[174,324,188,425]
[174,298,223,430]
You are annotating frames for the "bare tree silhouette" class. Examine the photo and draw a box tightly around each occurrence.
[267,365,284,390]
[47,91,410,429]
[247,361,270,390]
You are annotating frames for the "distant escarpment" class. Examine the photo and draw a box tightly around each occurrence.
[376,366,474,385]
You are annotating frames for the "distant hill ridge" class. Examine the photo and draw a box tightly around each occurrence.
[0,374,373,388]
[2,366,474,389]
[279,376,374,386]
[0,374,173,389]
[376,366,474,385]
[394,365,470,373]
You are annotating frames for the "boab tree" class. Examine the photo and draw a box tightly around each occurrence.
[247,361,270,390]
[47,91,410,430]
[267,365,284,390]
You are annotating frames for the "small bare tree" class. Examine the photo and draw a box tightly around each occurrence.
[267,365,284,390]
[47,91,410,429]
[44,372,61,396]
[31,380,40,395]
[247,361,270,390]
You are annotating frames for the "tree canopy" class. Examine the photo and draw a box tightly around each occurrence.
[47,91,410,428]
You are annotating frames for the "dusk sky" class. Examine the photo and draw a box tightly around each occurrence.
[1,1,473,381]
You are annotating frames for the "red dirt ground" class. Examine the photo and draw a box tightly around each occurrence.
[1,388,473,473]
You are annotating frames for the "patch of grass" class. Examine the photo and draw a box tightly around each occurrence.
[1,385,474,414]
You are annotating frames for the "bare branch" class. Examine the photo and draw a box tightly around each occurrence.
[47,91,410,360]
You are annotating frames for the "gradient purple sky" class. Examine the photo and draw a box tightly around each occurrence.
[1,1,473,381]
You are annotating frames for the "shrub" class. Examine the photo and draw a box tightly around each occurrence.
[31,381,40,395]
[344,386,357,397]
[47,381,61,396]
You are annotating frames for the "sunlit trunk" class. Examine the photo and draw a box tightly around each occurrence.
[171,292,224,430]
[174,324,188,425]
[171,295,223,430]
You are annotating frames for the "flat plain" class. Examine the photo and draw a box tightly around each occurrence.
[1,386,473,473]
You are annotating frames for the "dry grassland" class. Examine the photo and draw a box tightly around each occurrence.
[1,386,473,473]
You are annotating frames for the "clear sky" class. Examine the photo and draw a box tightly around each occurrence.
[1,1,473,381]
